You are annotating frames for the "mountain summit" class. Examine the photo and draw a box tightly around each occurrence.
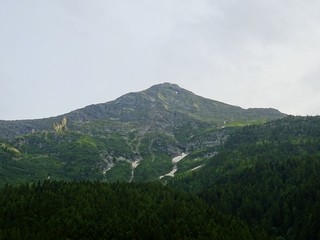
[68,82,283,123]
[0,83,284,139]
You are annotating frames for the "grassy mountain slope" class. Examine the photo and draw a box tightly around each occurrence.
[0,83,285,186]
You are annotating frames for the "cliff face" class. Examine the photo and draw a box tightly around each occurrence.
[53,117,68,133]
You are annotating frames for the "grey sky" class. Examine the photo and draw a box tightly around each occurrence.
[1,0,320,120]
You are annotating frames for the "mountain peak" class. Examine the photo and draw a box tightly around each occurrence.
[145,82,182,94]
[149,82,180,89]
[0,83,286,139]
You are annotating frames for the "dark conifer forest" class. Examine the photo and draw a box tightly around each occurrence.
[170,116,320,239]
[0,181,257,240]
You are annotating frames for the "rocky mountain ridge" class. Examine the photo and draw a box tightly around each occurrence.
[0,83,285,140]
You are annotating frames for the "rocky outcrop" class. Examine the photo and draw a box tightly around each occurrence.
[53,117,68,133]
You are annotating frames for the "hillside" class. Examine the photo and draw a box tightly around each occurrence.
[2,115,320,239]
[0,83,285,186]
[1,83,320,239]
[170,116,320,239]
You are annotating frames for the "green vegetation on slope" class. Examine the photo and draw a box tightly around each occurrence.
[170,116,320,240]
[2,115,320,239]
[0,83,285,187]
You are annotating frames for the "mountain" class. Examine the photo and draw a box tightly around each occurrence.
[0,83,284,139]
[3,83,320,239]
[0,83,285,186]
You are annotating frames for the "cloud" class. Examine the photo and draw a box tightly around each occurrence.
[0,0,320,119]
[155,0,320,115]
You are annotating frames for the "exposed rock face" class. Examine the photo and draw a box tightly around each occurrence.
[53,117,68,132]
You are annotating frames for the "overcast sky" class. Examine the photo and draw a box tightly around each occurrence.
[1,0,320,120]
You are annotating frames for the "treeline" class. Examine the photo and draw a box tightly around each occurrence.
[171,116,320,239]
[0,181,258,240]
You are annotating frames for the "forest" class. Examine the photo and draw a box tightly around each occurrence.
[171,116,320,239]
[0,181,258,240]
